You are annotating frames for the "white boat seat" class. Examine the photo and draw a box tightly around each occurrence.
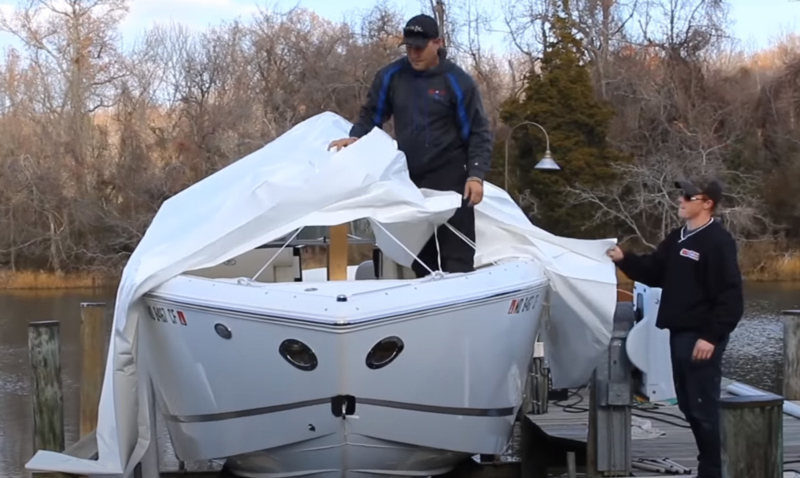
[355,260,376,280]
[375,248,417,279]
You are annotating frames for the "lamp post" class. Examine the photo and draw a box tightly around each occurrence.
[504,121,560,191]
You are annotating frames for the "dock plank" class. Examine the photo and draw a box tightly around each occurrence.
[526,382,800,476]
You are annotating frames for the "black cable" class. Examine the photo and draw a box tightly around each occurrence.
[632,411,690,429]
[548,389,691,428]
[551,386,587,413]
[633,405,690,422]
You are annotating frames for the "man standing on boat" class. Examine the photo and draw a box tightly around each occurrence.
[328,13,493,278]
[606,177,744,478]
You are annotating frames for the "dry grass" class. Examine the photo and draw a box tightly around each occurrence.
[2,242,799,290]
[739,242,800,281]
[613,242,800,287]
[0,270,111,290]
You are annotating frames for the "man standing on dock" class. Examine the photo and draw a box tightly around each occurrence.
[328,13,493,278]
[606,177,744,478]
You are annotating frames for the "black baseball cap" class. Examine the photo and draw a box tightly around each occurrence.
[401,14,439,47]
[675,177,723,205]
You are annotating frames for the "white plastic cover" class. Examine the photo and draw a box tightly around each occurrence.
[25,112,617,477]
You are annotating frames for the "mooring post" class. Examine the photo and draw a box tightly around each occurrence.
[782,310,800,400]
[720,394,783,478]
[586,302,635,476]
[28,320,65,453]
[566,451,577,478]
[80,302,108,438]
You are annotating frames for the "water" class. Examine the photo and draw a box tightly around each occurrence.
[723,282,800,393]
[0,283,798,477]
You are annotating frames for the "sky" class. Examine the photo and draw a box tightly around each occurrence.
[0,0,797,53]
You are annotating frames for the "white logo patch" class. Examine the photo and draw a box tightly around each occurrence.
[680,248,700,261]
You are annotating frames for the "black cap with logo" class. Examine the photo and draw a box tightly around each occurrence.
[401,14,440,47]
[675,177,724,205]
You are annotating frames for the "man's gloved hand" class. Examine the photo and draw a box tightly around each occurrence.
[464,177,484,206]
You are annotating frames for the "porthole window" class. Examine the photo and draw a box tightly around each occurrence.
[279,339,318,371]
[214,323,232,339]
[366,336,404,370]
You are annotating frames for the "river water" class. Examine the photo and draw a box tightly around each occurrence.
[1,283,798,477]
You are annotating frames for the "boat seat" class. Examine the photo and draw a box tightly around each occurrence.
[355,260,376,280]
[374,247,417,280]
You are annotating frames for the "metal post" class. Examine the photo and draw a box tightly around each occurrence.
[588,302,635,475]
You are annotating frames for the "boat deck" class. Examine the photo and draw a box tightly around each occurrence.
[522,378,800,477]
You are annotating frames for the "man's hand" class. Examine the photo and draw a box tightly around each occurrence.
[464,178,484,206]
[328,137,358,152]
[606,245,624,263]
[692,339,715,361]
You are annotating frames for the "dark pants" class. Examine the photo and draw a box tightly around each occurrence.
[669,331,729,478]
[409,164,476,278]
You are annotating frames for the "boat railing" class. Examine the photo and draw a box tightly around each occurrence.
[257,235,376,249]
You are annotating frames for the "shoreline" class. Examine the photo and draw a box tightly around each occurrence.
[0,270,116,291]
[0,265,798,291]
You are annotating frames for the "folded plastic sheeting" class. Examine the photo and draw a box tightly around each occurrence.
[25,112,617,477]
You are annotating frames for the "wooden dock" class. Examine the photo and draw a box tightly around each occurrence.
[521,378,800,477]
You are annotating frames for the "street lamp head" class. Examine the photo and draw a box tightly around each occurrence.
[534,150,560,170]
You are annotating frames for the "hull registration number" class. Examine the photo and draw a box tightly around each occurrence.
[147,305,188,326]
[507,293,540,315]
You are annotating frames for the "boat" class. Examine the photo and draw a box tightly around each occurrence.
[25,112,617,478]
[139,233,548,477]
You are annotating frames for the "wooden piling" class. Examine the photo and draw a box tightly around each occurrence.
[783,310,800,400]
[28,320,65,453]
[327,224,349,281]
[80,302,107,438]
[720,394,783,478]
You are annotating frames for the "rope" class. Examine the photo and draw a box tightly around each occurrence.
[434,227,442,272]
[251,226,304,281]
[372,221,437,277]
[444,222,477,250]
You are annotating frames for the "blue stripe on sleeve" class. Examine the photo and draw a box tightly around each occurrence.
[373,64,402,126]
[446,72,470,141]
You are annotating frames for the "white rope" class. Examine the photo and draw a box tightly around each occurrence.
[372,221,437,277]
[443,222,477,250]
[251,226,304,281]
[442,221,499,266]
[434,227,442,272]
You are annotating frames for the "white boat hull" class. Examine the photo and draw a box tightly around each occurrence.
[140,259,548,478]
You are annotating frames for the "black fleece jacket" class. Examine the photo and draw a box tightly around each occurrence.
[349,50,493,183]
[617,219,744,344]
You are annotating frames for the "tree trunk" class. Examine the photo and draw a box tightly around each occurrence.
[48,213,62,274]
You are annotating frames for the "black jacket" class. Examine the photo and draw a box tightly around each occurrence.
[617,219,744,344]
[349,50,493,183]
